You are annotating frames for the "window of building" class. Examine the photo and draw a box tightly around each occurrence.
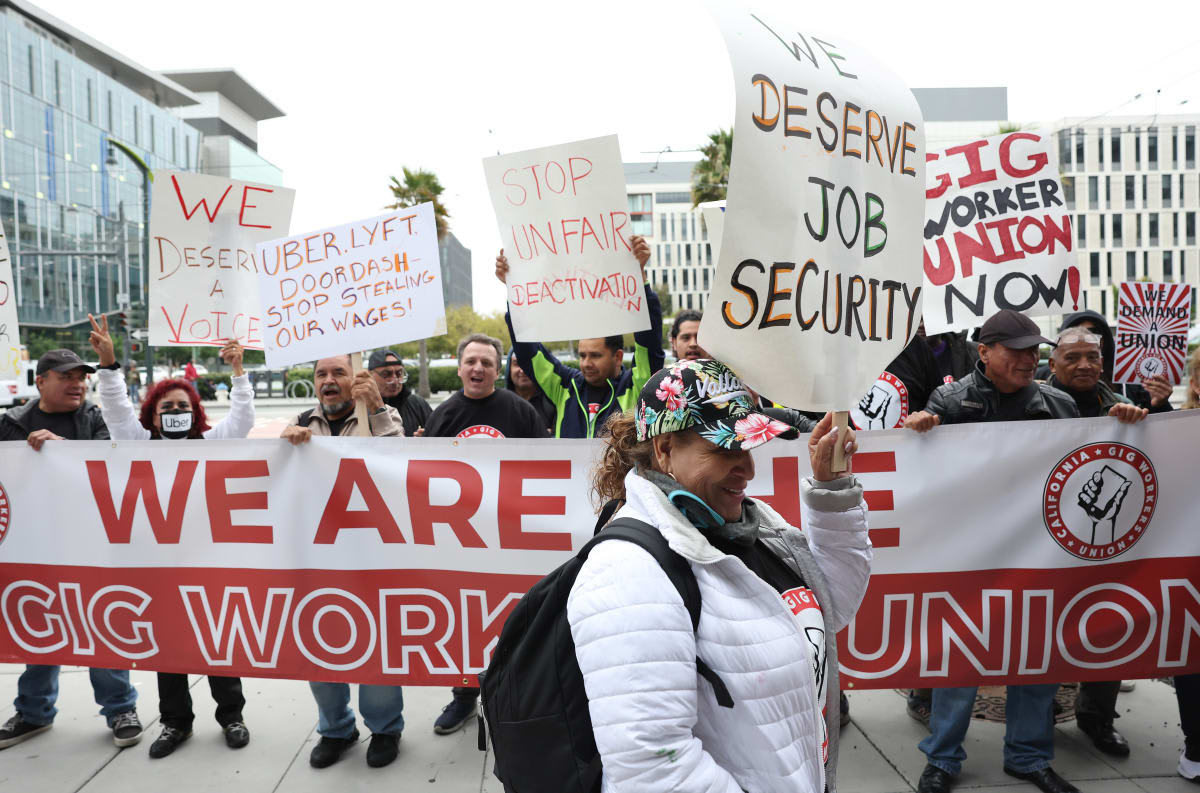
[132,105,140,146]
[683,268,689,288]
[1106,252,1113,282]
[1164,250,1173,280]
[149,115,155,153]
[1112,215,1122,246]
[106,90,113,133]
[1173,212,1179,246]
[655,191,690,204]
[1135,135,1141,168]
[685,245,692,266]
[1162,175,1171,207]
[185,135,191,168]
[1064,177,1075,209]
[171,128,177,163]
[628,193,652,236]
[1075,128,1084,169]
[1125,175,1134,203]
[1099,213,1105,246]
[660,215,667,239]
[678,214,687,241]
[1058,130,1070,169]
[1141,174,1147,203]
[1143,250,1149,278]
[26,45,35,94]
[1148,127,1158,170]
[1187,212,1196,246]
[703,268,710,290]
[1089,252,1100,286]
[1087,176,1097,209]
[1104,175,1110,204]
[1136,213,1142,247]
[686,294,694,310]
[691,214,697,240]
[663,245,672,266]
[1098,129,1105,170]
[1126,251,1136,280]
[1149,213,1159,246]
[85,79,93,123]
[705,243,712,266]
[53,61,60,107]
[1171,127,1179,168]
[1100,289,1107,317]
[1077,214,1086,246]
[1111,128,1121,166]
[1187,126,1196,168]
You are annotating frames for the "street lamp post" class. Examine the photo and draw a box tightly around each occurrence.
[106,138,154,384]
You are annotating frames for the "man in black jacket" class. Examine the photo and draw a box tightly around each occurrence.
[0,349,145,751]
[367,349,431,437]
[905,312,1080,793]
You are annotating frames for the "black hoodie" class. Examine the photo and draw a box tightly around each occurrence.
[505,352,555,435]
[1035,310,1172,413]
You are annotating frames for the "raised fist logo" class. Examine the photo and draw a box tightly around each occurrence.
[856,385,892,429]
[1076,466,1131,545]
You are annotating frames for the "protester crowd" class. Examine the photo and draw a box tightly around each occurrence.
[0,236,1196,793]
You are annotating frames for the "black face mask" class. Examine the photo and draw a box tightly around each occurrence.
[160,409,193,439]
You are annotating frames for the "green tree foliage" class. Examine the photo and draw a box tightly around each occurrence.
[386,167,450,241]
[384,305,511,359]
[691,128,732,207]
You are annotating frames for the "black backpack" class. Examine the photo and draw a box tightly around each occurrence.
[477,506,733,793]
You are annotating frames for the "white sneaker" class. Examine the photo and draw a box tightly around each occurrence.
[1119,680,1136,692]
[1180,751,1200,784]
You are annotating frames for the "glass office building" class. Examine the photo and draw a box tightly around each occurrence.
[0,1,202,328]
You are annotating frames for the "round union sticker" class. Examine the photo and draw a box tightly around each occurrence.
[1042,443,1157,561]
[456,425,505,440]
[0,479,10,546]
[851,372,909,430]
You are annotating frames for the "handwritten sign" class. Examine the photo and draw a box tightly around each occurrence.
[483,134,649,342]
[1114,282,1193,384]
[698,8,926,410]
[255,204,445,368]
[0,225,19,379]
[148,171,295,349]
[922,131,1077,333]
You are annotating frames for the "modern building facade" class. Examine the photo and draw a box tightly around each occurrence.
[438,231,472,310]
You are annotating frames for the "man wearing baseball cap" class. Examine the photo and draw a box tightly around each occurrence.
[904,310,1079,793]
[367,349,430,437]
[0,348,145,750]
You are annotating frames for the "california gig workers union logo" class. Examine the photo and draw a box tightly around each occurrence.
[0,478,10,545]
[1043,443,1157,560]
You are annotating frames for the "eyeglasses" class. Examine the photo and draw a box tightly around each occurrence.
[1056,330,1103,347]
[374,366,407,382]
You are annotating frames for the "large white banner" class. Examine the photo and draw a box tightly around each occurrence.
[923,130,1077,333]
[0,224,18,378]
[483,134,650,342]
[255,205,445,368]
[149,171,295,350]
[1,413,1197,687]
[699,6,926,410]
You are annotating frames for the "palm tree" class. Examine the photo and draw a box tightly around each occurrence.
[691,129,732,207]
[386,167,451,398]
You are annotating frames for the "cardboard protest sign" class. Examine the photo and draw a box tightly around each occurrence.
[149,171,295,349]
[698,200,726,262]
[0,226,19,379]
[1114,282,1193,384]
[922,131,1078,333]
[699,7,926,410]
[483,134,649,342]
[256,204,445,369]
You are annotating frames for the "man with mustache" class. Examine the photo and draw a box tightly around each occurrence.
[0,349,144,751]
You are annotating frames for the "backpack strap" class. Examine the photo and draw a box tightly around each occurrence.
[580,517,734,709]
[592,499,624,535]
[295,408,317,428]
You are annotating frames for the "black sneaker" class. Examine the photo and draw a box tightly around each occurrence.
[366,733,400,768]
[148,726,191,759]
[433,697,477,735]
[0,714,52,749]
[111,710,144,748]
[309,729,359,768]
[223,721,250,749]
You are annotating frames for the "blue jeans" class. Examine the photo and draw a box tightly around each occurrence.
[919,684,1059,775]
[308,682,404,738]
[14,665,137,727]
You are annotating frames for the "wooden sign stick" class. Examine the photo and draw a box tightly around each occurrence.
[350,351,371,437]
[830,410,850,473]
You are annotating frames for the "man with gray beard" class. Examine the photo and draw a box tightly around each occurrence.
[280,354,404,769]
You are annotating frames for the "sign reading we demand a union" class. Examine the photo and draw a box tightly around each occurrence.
[149,171,296,349]
[699,7,926,410]
[483,134,650,342]
[1114,281,1193,385]
[255,204,445,368]
[922,131,1078,333]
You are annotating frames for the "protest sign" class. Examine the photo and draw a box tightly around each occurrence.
[2,413,1196,688]
[256,204,445,368]
[0,225,19,379]
[1114,281,1193,384]
[922,130,1077,333]
[699,7,926,410]
[148,171,295,350]
[483,134,649,342]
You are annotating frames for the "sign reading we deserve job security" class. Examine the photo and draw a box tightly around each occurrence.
[923,131,1077,333]
[255,204,445,368]
[699,6,926,411]
[0,225,20,379]
[483,134,649,343]
[148,171,295,349]
[1114,281,1193,385]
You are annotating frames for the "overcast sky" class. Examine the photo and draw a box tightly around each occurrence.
[34,0,1200,313]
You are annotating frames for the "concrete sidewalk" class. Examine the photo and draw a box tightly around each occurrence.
[0,665,1191,792]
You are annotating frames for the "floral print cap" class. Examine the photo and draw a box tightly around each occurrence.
[636,359,792,451]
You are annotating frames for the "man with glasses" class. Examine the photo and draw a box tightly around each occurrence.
[367,349,431,438]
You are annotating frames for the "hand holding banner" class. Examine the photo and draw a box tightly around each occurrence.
[483,134,649,342]
[699,6,926,410]
[149,171,295,349]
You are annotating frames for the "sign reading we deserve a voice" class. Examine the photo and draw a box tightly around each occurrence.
[699,6,926,410]
[483,134,649,342]
[255,204,445,368]
[149,171,295,349]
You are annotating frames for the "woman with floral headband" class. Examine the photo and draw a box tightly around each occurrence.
[572,358,871,793]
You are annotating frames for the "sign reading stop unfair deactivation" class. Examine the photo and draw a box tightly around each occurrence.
[699,6,926,410]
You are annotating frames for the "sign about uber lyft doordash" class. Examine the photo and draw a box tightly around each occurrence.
[0,415,1197,687]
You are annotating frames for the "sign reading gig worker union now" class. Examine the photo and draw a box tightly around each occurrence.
[699,5,926,411]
